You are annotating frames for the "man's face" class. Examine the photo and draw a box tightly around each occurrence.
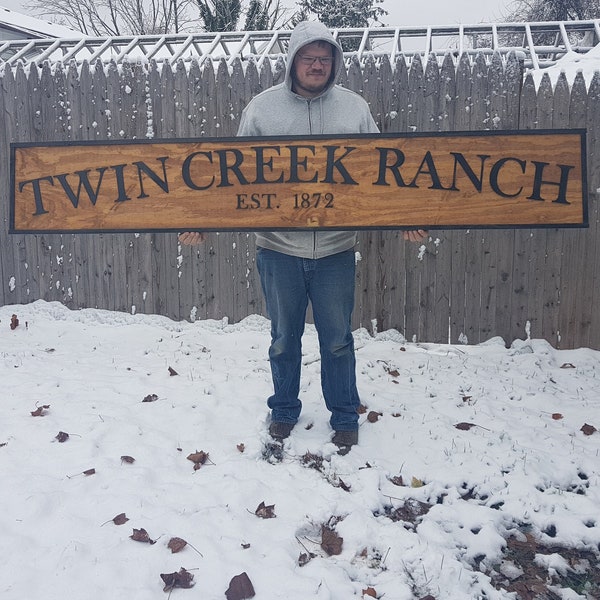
[292,41,334,98]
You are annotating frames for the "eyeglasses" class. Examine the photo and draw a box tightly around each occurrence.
[297,55,333,66]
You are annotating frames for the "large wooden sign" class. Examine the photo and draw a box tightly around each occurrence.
[10,130,587,233]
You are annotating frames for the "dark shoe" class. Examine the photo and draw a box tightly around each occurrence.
[332,430,358,455]
[269,421,295,440]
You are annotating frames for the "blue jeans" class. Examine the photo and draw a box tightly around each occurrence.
[256,247,360,432]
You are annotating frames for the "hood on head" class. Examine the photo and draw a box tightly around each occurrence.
[285,21,344,94]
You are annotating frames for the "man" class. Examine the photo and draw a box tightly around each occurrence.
[180,21,427,454]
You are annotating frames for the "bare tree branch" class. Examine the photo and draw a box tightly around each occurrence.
[504,0,600,22]
[27,0,199,35]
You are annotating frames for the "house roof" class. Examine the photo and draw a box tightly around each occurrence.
[0,4,83,40]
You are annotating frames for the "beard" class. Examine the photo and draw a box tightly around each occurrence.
[292,71,332,97]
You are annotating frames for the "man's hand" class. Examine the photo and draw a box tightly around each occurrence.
[178,232,206,246]
[403,229,429,243]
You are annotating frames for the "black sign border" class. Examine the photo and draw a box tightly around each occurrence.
[10,128,589,234]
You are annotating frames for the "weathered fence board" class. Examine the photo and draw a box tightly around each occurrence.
[392,56,409,133]
[525,75,554,341]
[505,53,522,130]
[563,73,593,347]
[438,53,455,132]
[1,51,598,349]
[586,72,600,349]
[18,64,43,304]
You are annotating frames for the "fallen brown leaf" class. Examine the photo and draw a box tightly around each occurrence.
[30,405,50,417]
[254,501,276,519]
[363,587,378,598]
[55,431,69,443]
[10,314,19,330]
[99,512,130,527]
[67,468,96,479]
[551,413,564,420]
[168,366,178,376]
[120,455,135,464]
[142,394,158,403]
[237,443,245,453]
[160,568,194,592]
[367,411,383,423]
[321,525,343,556]
[168,537,187,554]
[187,450,209,470]
[130,528,156,544]
[455,422,476,431]
[112,513,129,525]
[225,572,255,600]
[581,423,597,436]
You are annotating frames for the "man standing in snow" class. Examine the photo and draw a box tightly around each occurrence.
[179,21,427,454]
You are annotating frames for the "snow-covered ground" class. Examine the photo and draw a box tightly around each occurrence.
[1,300,599,599]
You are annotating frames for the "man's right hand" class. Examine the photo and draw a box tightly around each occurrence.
[178,232,206,246]
[403,229,428,243]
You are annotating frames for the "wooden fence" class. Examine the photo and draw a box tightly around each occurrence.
[1,51,599,349]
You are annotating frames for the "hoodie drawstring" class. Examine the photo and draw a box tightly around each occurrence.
[306,97,325,135]
[319,98,324,134]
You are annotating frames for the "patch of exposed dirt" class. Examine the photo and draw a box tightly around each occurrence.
[375,499,434,530]
[491,529,600,599]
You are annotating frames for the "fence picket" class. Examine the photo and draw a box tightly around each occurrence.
[390,55,409,133]
[586,72,600,348]
[504,52,523,130]
[559,72,592,347]
[439,53,455,132]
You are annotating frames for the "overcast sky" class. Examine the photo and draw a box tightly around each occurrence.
[380,0,508,26]
[1,0,509,28]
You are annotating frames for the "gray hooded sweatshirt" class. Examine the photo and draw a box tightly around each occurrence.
[237,21,379,259]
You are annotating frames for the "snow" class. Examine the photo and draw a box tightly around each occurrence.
[530,42,600,89]
[1,300,599,599]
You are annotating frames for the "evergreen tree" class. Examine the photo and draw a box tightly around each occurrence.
[244,0,268,29]
[296,0,387,51]
[196,0,289,31]
[297,0,387,28]
[197,0,242,31]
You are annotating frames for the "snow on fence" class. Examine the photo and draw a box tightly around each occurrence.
[1,51,599,349]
